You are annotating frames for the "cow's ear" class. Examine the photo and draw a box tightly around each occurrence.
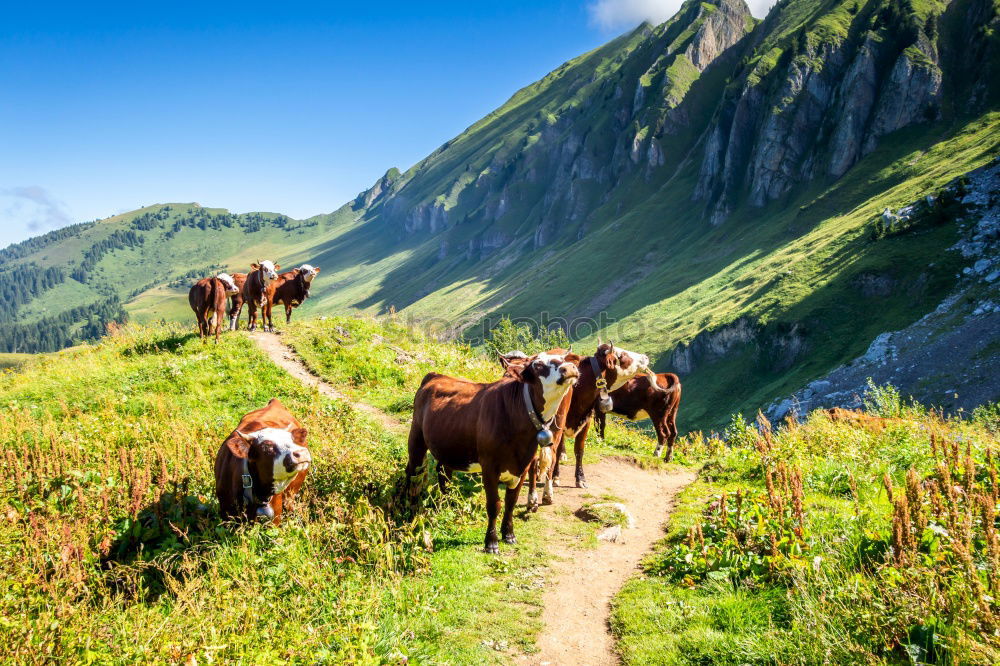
[291,427,307,447]
[564,353,582,366]
[274,264,281,271]
[226,430,254,459]
[251,263,260,270]
[314,267,320,273]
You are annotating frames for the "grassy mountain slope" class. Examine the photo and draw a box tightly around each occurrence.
[3,0,998,430]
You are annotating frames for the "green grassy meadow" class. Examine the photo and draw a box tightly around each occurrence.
[611,393,1000,664]
[0,317,656,663]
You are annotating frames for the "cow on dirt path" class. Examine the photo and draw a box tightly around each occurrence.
[595,372,682,461]
[189,273,240,343]
[406,352,580,553]
[263,264,321,330]
[243,260,280,332]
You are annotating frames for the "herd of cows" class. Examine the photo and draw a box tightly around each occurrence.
[191,263,682,553]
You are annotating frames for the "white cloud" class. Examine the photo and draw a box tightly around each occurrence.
[1,186,72,234]
[587,0,776,31]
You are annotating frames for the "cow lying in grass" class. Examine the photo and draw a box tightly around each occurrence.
[189,273,240,343]
[499,343,619,509]
[215,398,312,524]
[595,372,682,461]
[406,352,580,553]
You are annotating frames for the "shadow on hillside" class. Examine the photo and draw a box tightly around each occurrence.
[98,481,228,603]
[121,332,197,356]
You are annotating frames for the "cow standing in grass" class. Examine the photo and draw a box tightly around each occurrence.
[595,372,682,461]
[215,398,312,524]
[243,260,280,332]
[406,352,580,553]
[263,264,321,330]
[227,272,247,331]
[188,273,240,343]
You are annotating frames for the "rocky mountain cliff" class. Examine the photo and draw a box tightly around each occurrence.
[4,0,999,430]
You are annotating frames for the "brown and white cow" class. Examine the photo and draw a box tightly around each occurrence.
[188,273,240,343]
[406,352,580,553]
[595,372,682,461]
[214,398,312,524]
[227,272,247,331]
[499,344,618,507]
[242,260,280,332]
[262,264,321,330]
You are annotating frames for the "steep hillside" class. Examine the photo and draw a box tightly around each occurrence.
[3,0,998,430]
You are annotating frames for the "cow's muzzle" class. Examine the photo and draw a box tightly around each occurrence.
[558,364,580,386]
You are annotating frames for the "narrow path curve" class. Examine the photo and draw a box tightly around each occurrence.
[250,330,695,663]
[530,460,696,665]
[248,331,408,434]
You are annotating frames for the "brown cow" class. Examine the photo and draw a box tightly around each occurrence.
[595,372,682,461]
[188,273,240,343]
[405,352,580,553]
[262,264,321,330]
[499,344,619,508]
[227,272,247,331]
[214,398,312,524]
[242,260,280,332]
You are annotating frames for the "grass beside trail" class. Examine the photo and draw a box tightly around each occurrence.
[610,390,1000,664]
[0,320,657,663]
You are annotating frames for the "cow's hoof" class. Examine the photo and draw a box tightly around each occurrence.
[528,502,539,513]
[653,447,663,457]
[552,477,560,487]
[503,534,517,545]
[484,543,500,554]
[576,479,587,489]
[542,495,553,506]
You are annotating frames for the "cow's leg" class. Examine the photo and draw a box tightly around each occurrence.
[285,304,293,324]
[483,470,501,554]
[229,298,243,331]
[264,299,274,332]
[526,456,540,512]
[403,424,428,500]
[214,306,223,343]
[540,447,555,505]
[269,494,284,526]
[501,476,522,545]
[437,463,453,493]
[552,438,565,487]
[653,415,668,458]
[574,418,592,488]
[664,409,679,462]
[247,300,257,331]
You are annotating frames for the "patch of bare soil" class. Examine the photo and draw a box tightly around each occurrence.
[529,459,696,665]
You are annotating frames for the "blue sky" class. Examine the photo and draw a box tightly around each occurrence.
[0,0,773,250]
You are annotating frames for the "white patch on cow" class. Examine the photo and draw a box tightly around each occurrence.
[245,426,311,491]
[299,264,318,283]
[611,347,651,390]
[499,471,520,489]
[459,463,482,473]
[217,273,239,295]
[534,352,578,420]
[633,410,651,422]
[259,260,279,283]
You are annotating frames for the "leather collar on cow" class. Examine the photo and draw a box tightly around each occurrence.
[241,457,275,520]
[591,356,613,414]
[523,382,558,447]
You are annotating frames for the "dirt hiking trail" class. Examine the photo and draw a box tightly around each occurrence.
[248,331,407,434]
[250,330,696,664]
[530,460,695,665]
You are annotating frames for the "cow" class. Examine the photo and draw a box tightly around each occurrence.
[214,398,312,525]
[227,272,247,331]
[499,343,619,509]
[242,260,280,332]
[405,352,580,553]
[262,264,321,330]
[594,372,682,461]
[188,273,240,343]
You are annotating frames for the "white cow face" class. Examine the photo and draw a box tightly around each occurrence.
[258,260,280,283]
[217,273,240,296]
[235,425,312,494]
[611,346,652,390]
[528,352,581,420]
[299,264,320,283]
